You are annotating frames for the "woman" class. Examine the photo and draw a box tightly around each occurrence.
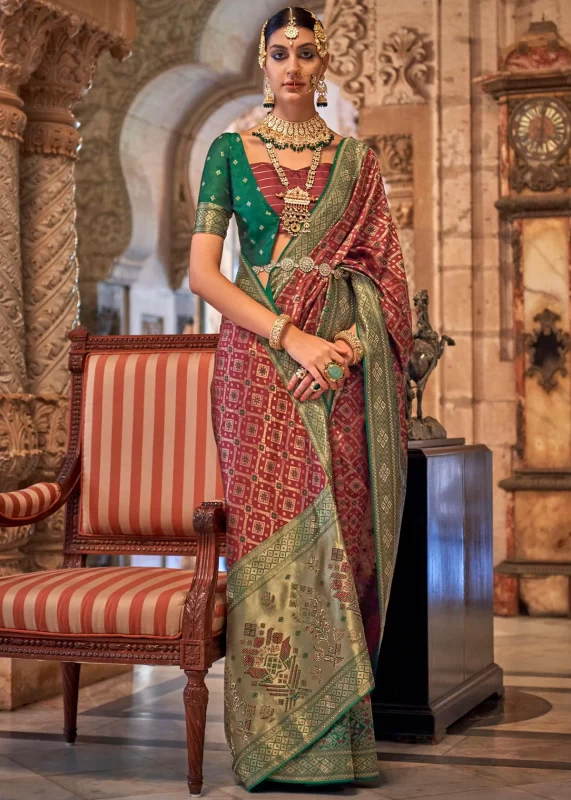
[189,7,413,790]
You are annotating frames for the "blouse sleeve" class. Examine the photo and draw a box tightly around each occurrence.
[193,134,233,239]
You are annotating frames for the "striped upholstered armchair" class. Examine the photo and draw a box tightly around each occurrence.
[0,327,226,797]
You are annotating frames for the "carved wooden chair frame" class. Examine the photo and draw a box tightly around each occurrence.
[0,326,226,797]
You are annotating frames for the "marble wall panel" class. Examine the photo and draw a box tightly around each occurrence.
[522,217,571,469]
[515,491,571,562]
[520,576,570,617]
[489,443,513,564]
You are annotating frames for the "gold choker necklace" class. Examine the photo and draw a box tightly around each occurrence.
[253,112,333,152]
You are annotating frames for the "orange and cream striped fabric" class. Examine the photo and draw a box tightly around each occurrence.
[0,483,61,519]
[81,351,224,539]
[0,568,227,638]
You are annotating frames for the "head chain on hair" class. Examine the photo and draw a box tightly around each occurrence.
[258,8,328,69]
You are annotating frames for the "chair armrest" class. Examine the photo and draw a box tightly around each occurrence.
[0,455,80,526]
[181,501,226,643]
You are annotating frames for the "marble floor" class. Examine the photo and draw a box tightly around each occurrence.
[0,617,570,800]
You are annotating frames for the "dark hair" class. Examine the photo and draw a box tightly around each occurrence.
[265,6,317,44]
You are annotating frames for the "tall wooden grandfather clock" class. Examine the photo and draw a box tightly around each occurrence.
[480,21,571,617]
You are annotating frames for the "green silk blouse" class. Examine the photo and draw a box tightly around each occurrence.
[192,132,343,267]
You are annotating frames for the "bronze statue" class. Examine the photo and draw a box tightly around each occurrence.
[407,289,455,440]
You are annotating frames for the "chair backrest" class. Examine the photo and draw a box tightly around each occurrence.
[64,328,223,556]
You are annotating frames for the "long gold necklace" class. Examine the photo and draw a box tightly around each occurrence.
[265,141,323,236]
[254,112,332,152]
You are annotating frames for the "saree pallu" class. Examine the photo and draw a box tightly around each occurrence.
[208,138,413,789]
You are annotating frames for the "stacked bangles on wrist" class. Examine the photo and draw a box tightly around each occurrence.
[268,313,364,392]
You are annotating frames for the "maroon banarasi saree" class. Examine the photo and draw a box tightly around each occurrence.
[193,133,413,789]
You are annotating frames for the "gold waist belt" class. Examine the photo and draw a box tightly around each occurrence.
[252,256,347,279]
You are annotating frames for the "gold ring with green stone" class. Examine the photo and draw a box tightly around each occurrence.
[324,360,344,382]
[312,381,321,391]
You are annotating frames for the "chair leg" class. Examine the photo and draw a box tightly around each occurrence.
[61,662,81,745]
[184,669,209,797]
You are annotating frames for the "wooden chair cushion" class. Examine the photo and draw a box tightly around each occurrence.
[0,568,227,639]
[0,483,61,518]
[80,351,224,540]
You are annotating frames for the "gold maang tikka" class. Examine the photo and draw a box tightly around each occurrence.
[258,8,329,69]
[284,7,299,43]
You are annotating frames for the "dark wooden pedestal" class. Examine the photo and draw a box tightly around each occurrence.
[372,443,503,743]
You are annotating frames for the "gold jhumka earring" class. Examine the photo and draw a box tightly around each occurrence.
[263,76,274,109]
[311,74,328,107]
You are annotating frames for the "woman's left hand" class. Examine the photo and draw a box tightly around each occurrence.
[287,339,353,402]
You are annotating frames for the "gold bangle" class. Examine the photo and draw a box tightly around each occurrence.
[269,313,292,350]
[334,330,364,365]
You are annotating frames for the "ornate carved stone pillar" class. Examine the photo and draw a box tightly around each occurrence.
[0,0,136,713]
[19,21,110,571]
[0,0,62,575]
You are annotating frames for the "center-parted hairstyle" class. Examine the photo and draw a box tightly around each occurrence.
[258,7,328,69]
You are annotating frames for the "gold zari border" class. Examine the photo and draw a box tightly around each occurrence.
[193,201,231,238]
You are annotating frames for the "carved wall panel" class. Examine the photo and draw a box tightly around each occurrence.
[379,27,433,105]
[0,136,27,394]
[324,0,375,110]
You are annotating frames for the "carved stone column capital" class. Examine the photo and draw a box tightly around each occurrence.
[0,393,39,482]
[324,0,375,110]
[0,3,60,109]
[21,21,109,158]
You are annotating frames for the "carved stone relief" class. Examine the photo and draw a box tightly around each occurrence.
[0,1,64,573]
[324,0,375,110]
[379,27,433,105]
[0,137,27,394]
[0,393,38,574]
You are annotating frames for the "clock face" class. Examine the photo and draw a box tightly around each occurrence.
[510,97,571,162]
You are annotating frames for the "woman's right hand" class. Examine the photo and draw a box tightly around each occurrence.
[281,325,350,402]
